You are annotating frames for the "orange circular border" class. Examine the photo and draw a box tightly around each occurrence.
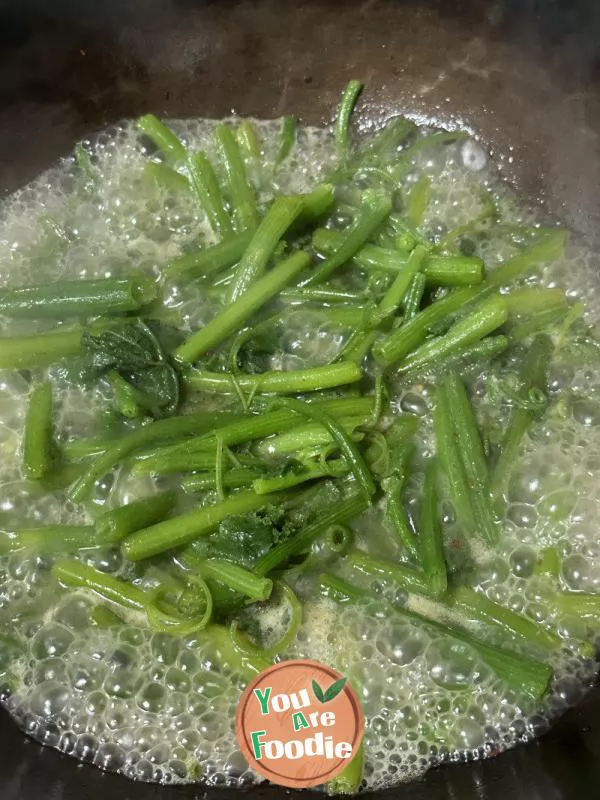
[236,659,364,789]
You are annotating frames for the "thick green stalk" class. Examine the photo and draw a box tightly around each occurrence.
[446,585,562,651]
[303,192,392,286]
[0,525,97,555]
[374,231,567,367]
[256,416,367,457]
[383,427,419,561]
[187,151,234,238]
[236,121,262,167]
[182,467,263,493]
[185,361,362,395]
[0,326,85,369]
[389,132,469,182]
[371,286,480,367]
[349,551,432,596]
[91,605,125,628]
[328,741,364,795]
[107,371,143,419]
[433,385,476,535]
[556,592,600,621]
[341,329,380,365]
[508,306,569,342]
[403,273,427,319]
[53,559,147,610]
[320,574,552,700]
[406,176,431,226]
[371,244,426,326]
[137,114,187,163]
[94,491,177,543]
[505,286,567,316]
[227,196,305,302]
[163,231,254,281]
[442,374,491,497]
[61,438,116,460]
[422,256,484,286]
[0,276,157,318]
[144,162,190,192]
[275,115,298,169]
[335,80,363,154]
[68,411,234,502]
[132,447,234,476]
[397,295,508,374]
[122,490,286,561]
[331,115,416,181]
[23,382,54,480]
[435,376,498,544]
[419,460,447,596]
[175,250,311,363]
[272,398,376,500]
[294,184,336,227]
[202,624,271,676]
[492,334,553,496]
[281,286,364,304]
[401,334,508,380]
[181,552,273,601]
[385,475,419,562]
[137,399,374,467]
[313,228,484,286]
[253,462,348,494]
[254,493,369,576]
[215,123,259,231]
[488,230,569,286]
[38,461,86,492]
[325,524,355,556]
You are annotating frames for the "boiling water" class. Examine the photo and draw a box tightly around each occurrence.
[0,117,599,791]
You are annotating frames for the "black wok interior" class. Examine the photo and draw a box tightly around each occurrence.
[0,1,599,798]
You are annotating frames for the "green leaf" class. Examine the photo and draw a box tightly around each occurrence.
[83,320,164,371]
[312,679,326,703]
[323,676,347,702]
[83,320,181,418]
[126,363,180,417]
[191,511,279,569]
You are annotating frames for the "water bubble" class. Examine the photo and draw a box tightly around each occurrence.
[562,553,593,591]
[137,682,166,713]
[461,140,487,172]
[509,545,537,578]
[30,681,71,717]
[507,504,538,530]
[31,624,74,659]
[95,742,126,771]
[428,641,478,690]
[572,398,600,427]
[54,596,91,631]
[387,623,429,666]
[538,489,577,522]
[399,393,429,416]
[104,667,143,699]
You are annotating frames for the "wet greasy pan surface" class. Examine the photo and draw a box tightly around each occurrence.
[0,0,599,798]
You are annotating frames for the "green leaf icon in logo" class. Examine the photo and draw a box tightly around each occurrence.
[312,679,326,703]
[312,676,347,704]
